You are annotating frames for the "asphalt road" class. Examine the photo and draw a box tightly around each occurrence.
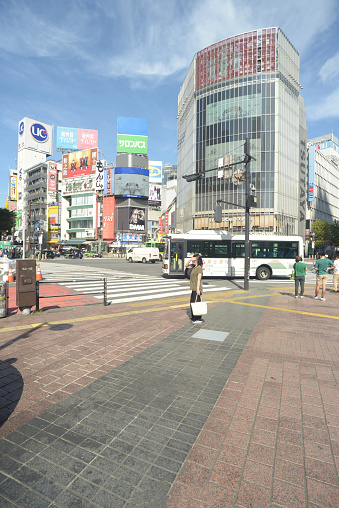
[39,257,318,292]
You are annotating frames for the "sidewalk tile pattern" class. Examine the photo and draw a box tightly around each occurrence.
[0,299,263,507]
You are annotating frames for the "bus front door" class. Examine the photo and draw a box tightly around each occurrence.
[170,241,185,275]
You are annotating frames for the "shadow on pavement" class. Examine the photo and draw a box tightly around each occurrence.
[0,358,23,428]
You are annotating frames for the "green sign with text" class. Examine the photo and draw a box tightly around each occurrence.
[117,134,148,154]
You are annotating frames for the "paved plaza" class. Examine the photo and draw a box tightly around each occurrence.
[0,281,338,507]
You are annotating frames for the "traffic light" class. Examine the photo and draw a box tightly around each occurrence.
[214,205,223,223]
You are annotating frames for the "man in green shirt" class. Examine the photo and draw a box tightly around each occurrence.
[314,252,334,301]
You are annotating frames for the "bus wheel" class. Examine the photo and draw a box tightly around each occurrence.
[128,257,133,263]
[142,257,147,263]
[256,266,271,280]
[159,254,163,261]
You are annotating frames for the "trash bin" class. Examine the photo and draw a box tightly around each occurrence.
[16,260,37,314]
[0,281,7,318]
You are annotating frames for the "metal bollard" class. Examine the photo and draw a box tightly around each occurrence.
[0,281,8,318]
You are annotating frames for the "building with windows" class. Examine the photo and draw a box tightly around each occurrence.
[306,133,339,233]
[162,163,177,185]
[21,161,62,251]
[177,28,307,237]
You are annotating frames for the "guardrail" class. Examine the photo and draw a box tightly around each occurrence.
[36,278,108,310]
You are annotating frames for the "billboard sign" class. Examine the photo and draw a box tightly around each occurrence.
[62,148,98,179]
[148,161,162,183]
[18,117,53,155]
[114,167,149,198]
[56,127,98,150]
[196,28,276,90]
[10,176,17,201]
[116,206,145,232]
[56,127,78,150]
[129,207,145,231]
[48,162,58,192]
[62,175,95,195]
[149,184,161,206]
[117,117,148,154]
[103,196,115,240]
[95,160,105,191]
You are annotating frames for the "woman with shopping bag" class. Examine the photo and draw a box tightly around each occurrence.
[185,254,205,323]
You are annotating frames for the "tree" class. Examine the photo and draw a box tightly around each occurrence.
[0,208,16,237]
[330,219,339,248]
[312,219,331,248]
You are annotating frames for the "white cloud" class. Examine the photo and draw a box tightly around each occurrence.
[319,51,339,82]
[307,87,339,121]
[0,0,337,83]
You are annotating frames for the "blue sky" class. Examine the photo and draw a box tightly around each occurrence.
[1,0,339,207]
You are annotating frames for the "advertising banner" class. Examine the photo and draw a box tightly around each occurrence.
[103,196,115,240]
[159,216,162,234]
[78,128,98,150]
[114,167,149,198]
[56,127,78,150]
[117,117,148,136]
[56,127,98,151]
[10,176,17,201]
[117,117,148,154]
[117,134,148,154]
[196,28,276,90]
[308,145,315,202]
[48,206,59,242]
[149,184,161,206]
[48,162,58,192]
[95,160,105,191]
[18,117,53,155]
[104,167,114,196]
[165,212,169,234]
[62,148,98,179]
[148,161,162,183]
[129,207,145,231]
[62,175,95,195]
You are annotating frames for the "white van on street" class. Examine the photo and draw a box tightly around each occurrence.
[126,247,159,263]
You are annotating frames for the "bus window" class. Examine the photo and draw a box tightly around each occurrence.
[214,241,231,258]
[232,242,245,257]
[187,240,202,257]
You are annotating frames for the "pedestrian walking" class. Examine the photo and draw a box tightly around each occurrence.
[332,253,339,292]
[185,254,203,323]
[314,251,334,301]
[293,255,308,298]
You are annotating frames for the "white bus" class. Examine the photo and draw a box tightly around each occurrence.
[162,230,303,280]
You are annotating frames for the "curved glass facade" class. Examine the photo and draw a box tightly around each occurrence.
[177,28,307,236]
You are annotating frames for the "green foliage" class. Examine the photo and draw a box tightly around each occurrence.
[312,219,331,248]
[0,208,16,234]
[330,220,339,247]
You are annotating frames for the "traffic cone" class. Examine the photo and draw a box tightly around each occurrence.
[8,266,14,282]
[36,265,42,281]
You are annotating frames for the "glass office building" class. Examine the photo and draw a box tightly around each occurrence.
[177,28,307,236]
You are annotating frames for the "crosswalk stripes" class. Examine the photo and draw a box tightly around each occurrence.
[38,262,231,304]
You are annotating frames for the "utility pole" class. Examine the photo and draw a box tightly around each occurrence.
[183,137,256,291]
[244,138,251,291]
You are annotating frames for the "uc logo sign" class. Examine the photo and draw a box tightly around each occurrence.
[30,123,48,142]
[19,121,24,136]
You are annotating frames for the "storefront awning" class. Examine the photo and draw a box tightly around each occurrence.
[54,240,86,246]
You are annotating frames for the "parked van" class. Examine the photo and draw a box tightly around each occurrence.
[126,247,159,263]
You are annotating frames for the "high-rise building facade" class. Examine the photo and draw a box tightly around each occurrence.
[307,134,339,229]
[177,28,307,237]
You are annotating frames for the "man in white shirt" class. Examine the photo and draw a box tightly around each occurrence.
[333,254,339,292]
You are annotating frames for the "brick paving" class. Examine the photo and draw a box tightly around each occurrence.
[0,285,338,507]
[7,283,98,314]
